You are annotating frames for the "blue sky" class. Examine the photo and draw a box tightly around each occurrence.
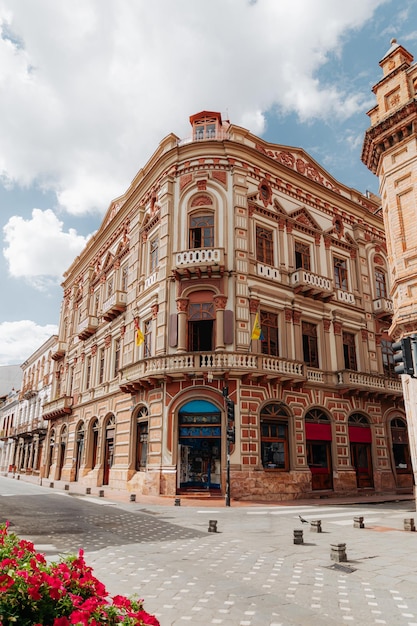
[0,0,416,365]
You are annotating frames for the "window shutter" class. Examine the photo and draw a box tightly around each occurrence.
[169,314,178,347]
[224,310,234,345]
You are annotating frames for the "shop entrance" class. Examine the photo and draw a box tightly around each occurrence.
[178,400,221,492]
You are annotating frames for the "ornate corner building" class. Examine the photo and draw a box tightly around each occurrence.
[38,110,411,501]
[362,39,417,492]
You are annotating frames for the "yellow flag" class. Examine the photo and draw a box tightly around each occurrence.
[251,312,263,340]
[135,327,144,346]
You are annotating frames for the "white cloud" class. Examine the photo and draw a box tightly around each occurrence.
[0,0,385,216]
[0,320,58,366]
[3,208,91,288]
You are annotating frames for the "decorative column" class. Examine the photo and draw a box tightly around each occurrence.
[293,310,302,361]
[213,295,227,351]
[176,297,189,353]
[333,319,343,369]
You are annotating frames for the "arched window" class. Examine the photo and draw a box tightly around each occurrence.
[189,213,214,249]
[260,403,289,470]
[390,417,412,474]
[135,407,149,471]
[375,269,387,299]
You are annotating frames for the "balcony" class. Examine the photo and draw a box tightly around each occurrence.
[51,341,67,361]
[102,290,127,321]
[336,289,356,305]
[373,297,393,319]
[336,370,402,398]
[19,386,37,400]
[177,129,230,146]
[119,351,305,392]
[290,269,333,302]
[42,395,73,421]
[173,248,225,278]
[77,315,99,340]
[257,263,280,281]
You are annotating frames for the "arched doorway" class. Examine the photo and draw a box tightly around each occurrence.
[348,413,373,488]
[57,426,67,481]
[390,416,413,490]
[103,415,115,486]
[178,400,221,492]
[305,408,333,491]
[74,423,85,482]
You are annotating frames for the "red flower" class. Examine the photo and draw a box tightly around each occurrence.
[53,618,70,626]
[0,573,14,592]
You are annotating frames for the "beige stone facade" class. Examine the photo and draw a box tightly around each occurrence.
[40,110,410,501]
[0,336,56,475]
[362,39,417,494]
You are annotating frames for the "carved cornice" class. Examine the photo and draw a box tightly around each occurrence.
[362,100,417,174]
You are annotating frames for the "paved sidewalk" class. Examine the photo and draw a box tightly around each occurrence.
[3,473,417,625]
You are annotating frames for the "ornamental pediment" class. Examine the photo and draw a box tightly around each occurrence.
[255,143,341,194]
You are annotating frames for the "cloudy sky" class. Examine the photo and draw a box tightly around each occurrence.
[1,0,416,366]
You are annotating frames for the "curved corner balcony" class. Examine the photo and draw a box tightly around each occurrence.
[372,297,393,319]
[119,351,305,393]
[173,248,225,278]
[336,370,402,398]
[290,269,333,302]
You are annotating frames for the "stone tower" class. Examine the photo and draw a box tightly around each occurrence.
[362,39,417,491]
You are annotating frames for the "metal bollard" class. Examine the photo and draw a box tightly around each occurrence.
[404,518,415,532]
[208,520,218,533]
[353,515,364,528]
[293,529,304,544]
[174,498,181,506]
[310,519,322,533]
[331,543,347,562]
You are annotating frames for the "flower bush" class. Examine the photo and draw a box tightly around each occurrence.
[0,522,160,626]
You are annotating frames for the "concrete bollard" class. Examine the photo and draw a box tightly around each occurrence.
[64,484,69,491]
[404,518,416,532]
[49,482,54,488]
[293,529,304,544]
[174,498,181,506]
[129,494,136,502]
[353,515,364,528]
[331,543,347,562]
[99,489,104,497]
[208,520,218,533]
[310,519,322,533]
[86,487,91,495]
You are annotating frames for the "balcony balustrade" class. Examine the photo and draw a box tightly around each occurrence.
[102,290,127,321]
[336,289,356,305]
[372,297,394,318]
[42,395,73,421]
[77,315,99,340]
[173,248,225,278]
[290,269,333,302]
[336,369,402,397]
[177,129,230,146]
[257,263,280,281]
[51,341,67,361]
[119,351,305,392]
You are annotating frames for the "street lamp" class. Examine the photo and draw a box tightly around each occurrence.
[223,386,235,507]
